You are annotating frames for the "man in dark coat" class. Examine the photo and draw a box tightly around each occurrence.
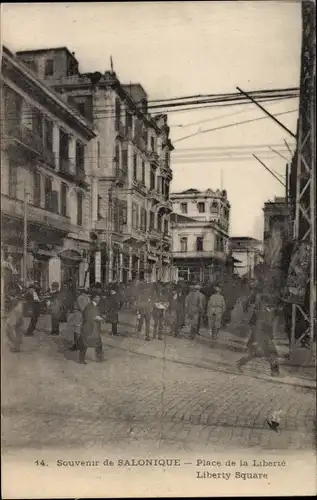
[105,283,121,335]
[168,283,184,337]
[236,282,280,377]
[25,283,42,337]
[136,282,154,341]
[77,290,104,364]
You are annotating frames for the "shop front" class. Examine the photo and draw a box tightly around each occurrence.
[60,249,82,288]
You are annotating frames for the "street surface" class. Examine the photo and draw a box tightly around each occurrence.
[2,313,316,452]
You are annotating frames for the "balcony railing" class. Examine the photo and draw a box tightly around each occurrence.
[1,194,73,234]
[9,124,43,155]
[42,147,55,168]
[59,157,72,175]
[115,167,127,186]
[76,167,86,182]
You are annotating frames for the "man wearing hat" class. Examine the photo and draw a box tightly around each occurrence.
[207,284,226,340]
[105,283,121,336]
[77,288,104,364]
[24,282,42,336]
[185,283,205,339]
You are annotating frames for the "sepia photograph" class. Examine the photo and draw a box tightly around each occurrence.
[1,1,316,498]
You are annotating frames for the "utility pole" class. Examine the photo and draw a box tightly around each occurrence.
[23,188,29,287]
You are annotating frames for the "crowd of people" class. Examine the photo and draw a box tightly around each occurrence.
[2,272,288,376]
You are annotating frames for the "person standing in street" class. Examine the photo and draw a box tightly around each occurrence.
[236,281,281,377]
[105,283,121,336]
[136,282,154,341]
[49,281,62,336]
[24,283,42,337]
[5,291,25,352]
[152,282,168,340]
[77,290,104,364]
[68,287,90,350]
[168,283,183,337]
[207,285,226,340]
[185,284,205,339]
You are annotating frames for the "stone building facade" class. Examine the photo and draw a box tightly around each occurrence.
[1,46,97,291]
[15,48,174,284]
[170,188,230,283]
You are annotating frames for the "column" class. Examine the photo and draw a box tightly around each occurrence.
[108,247,113,283]
[69,136,76,175]
[48,256,61,289]
[91,178,99,223]
[79,260,89,288]
[137,249,140,278]
[128,246,132,281]
[95,251,101,283]
[119,252,123,282]
[52,123,60,171]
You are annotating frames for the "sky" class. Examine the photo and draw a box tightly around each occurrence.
[2,1,302,239]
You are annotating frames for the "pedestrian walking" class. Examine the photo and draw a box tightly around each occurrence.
[77,290,105,364]
[24,283,42,337]
[5,293,25,352]
[105,283,121,336]
[207,285,226,339]
[185,284,205,339]
[136,282,154,341]
[152,282,169,340]
[236,282,281,377]
[168,284,183,337]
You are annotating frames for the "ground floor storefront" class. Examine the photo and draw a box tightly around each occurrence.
[1,215,90,293]
[174,257,229,284]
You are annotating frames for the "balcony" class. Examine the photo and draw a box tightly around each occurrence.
[116,121,126,139]
[115,167,127,186]
[42,147,55,168]
[8,124,43,156]
[59,158,74,179]
[1,194,73,234]
[133,179,147,195]
[149,151,159,168]
[148,189,161,204]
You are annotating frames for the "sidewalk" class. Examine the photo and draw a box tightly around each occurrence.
[12,311,316,390]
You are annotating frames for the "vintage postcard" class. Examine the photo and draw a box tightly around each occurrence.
[1,1,316,498]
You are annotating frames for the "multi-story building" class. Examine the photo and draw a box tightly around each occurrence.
[1,46,97,291]
[15,47,174,283]
[170,188,230,283]
[228,236,263,278]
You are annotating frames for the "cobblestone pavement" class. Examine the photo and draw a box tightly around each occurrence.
[2,314,316,453]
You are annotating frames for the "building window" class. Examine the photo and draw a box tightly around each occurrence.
[122,148,128,175]
[77,192,83,226]
[97,195,102,221]
[114,143,120,172]
[180,237,188,253]
[211,201,219,213]
[180,203,187,214]
[33,171,41,207]
[141,160,145,185]
[196,237,204,252]
[76,140,85,173]
[126,111,133,135]
[121,200,128,225]
[151,136,155,152]
[59,129,69,169]
[44,59,54,77]
[43,118,53,151]
[8,163,17,199]
[150,166,156,191]
[60,182,68,216]
[78,102,86,117]
[157,213,163,233]
[44,176,53,210]
[115,98,121,131]
[132,202,138,228]
[133,153,137,180]
[149,211,155,231]
[164,219,168,234]
[197,202,205,213]
[140,207,147,232]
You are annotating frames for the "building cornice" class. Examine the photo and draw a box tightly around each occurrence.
[2,50,97,139]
